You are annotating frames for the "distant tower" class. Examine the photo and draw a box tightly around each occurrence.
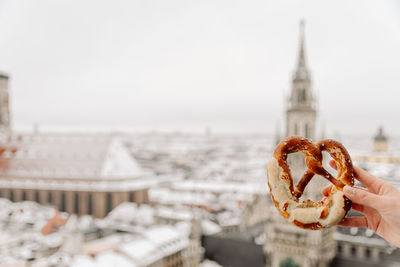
[0,72,11,135]
[373,126,388,153]
[265,21,336,267]
[286,20,316,140]
[183,217,204,267]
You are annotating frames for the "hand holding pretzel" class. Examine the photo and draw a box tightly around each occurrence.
[267,136,354,230]
[322,160,400,247]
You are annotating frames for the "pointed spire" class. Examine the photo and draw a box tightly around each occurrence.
[298,20,306,69]
[294,19,310,81]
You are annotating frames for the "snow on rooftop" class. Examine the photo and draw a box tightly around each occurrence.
[95,251,135,267]
[0,134,142,180]
[101,138,142,178]
[149,187,217,206]
[105,202,155,226]
[82,226,188,266]
[201,220,222,236]
[171,180,267,195]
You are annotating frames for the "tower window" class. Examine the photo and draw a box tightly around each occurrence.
[351,246,357,256]
[305,123,310,138]
[22,191,27,201]
[337,244,342,254]
[365,248,371,259]
[297,89,306,103]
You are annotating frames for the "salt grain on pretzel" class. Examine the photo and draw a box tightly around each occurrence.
[267,136,354,230]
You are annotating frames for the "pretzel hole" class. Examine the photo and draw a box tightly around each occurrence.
[288,151,337,203]
[286,152,307,185]
[287,152,319,202]
[321,151,338,178]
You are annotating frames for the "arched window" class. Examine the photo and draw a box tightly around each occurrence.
[106,193,113,214]
[297,89,306,103]
[22,191,27,201]
[9,190,14,202]
[88,194,93,215]
[351,246,357,256]
[365,248,371,259]
[337,244,342,254]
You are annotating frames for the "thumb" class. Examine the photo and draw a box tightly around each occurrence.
[343,186,383,209]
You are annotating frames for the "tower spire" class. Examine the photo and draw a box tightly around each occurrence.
[294,19,309,81]
[298,20,306,69]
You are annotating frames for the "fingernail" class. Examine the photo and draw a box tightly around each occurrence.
[343,186,355,196]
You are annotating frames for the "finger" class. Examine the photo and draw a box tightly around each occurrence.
[321,185,333,197]
[351,202,364,213]
[351,202,378,217]
[329,160,337,170]
[353,165,386,193]
[338,217,368,228]
[343,186,385,209]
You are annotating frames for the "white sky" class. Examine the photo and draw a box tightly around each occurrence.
[0,0,399,136]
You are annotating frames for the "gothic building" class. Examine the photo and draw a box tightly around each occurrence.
[264,21,337,267]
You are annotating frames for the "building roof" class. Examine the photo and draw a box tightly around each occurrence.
[0,133,142,180]
[81,226,188,266]
[0,133,174,191]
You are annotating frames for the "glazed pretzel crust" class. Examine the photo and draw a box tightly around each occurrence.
[267,136,354,230]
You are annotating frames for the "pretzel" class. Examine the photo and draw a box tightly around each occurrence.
[267,136,354,230]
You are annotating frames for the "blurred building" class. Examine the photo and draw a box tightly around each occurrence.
[0,72,10,135]
[0,133,156,218]
[373,126,388,153]
[353,126,400,165]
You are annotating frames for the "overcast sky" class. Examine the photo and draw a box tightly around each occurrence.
[0,0,399,136]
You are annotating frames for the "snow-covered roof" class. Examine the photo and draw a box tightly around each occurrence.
[0,133,142,179]
[81,226,188,266]
[149,187,217,206]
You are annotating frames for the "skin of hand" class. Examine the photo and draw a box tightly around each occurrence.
[322,160,400,248]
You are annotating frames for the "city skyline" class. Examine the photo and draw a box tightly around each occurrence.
[0,0,399,135]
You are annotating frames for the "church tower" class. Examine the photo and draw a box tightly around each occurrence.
[286,20,316,140]
[264,21,336,267]
[0,72,11,135]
